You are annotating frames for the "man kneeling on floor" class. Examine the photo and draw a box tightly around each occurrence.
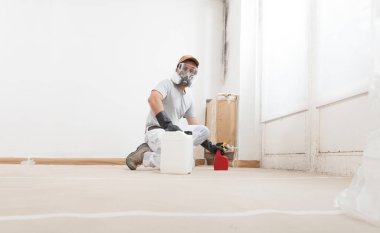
[126,55,222,170]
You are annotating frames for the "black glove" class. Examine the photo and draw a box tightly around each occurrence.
[155,111,182,132]
[201,140,225,155]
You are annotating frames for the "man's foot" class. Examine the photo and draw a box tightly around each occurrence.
[126,143,151,170]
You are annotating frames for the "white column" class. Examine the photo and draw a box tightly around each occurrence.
[237,0,261,160]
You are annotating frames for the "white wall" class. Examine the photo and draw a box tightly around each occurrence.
[216,0,260,161]
[316,0,372,106]
[259,0,310,170]
[2,0,376,173]
[205,0,377,174]
[196,0,376,171]
[261,0,309,121]
[0,0,224,157]
[237,0,260,160]
[260,0,376,175]
[222,0,241,94]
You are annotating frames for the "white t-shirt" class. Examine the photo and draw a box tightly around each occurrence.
[146,79,195,128]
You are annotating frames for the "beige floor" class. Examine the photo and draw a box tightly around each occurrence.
[0,164,378,233]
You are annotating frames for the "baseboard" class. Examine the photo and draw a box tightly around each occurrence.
[195,159,206,166]
[261,155,309,171]
[232,160,260,168]
[196,159,260,168]
[0,157,260,168]
[0,157,124,165]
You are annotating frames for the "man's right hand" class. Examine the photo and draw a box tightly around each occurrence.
[201,140,225,155]
[155,111,182,132]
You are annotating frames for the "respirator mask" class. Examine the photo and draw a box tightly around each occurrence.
[171,62,198,87]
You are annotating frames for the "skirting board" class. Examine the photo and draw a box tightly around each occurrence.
[0,157,260,168]
[0,157,124,165]
[232,160,260,168]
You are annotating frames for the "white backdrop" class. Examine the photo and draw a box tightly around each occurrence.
[0,0,224,156]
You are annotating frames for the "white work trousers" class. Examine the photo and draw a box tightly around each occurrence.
[143,125,209,168]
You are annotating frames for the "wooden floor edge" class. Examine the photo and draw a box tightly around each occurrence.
[0,157,260,168]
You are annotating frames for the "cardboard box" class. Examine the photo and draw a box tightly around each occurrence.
[205,94,238,164]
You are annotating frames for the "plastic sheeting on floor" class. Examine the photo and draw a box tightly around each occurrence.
[335,9,380,224]
[335,131,380,226]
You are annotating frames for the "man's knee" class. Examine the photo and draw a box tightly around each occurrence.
[144,128,166,152]
[194,125,209,144]
[199,125,210,139]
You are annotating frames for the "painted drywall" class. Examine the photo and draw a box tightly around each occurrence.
[221,0,241,95]
[319,94,377,153]
[316,0,372,106]
[261,0,309,121]
[0,0,224,157]
[260,0,375,175]
[263,112,306,155]
[216,0,260,160]
[236,0,260,160]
